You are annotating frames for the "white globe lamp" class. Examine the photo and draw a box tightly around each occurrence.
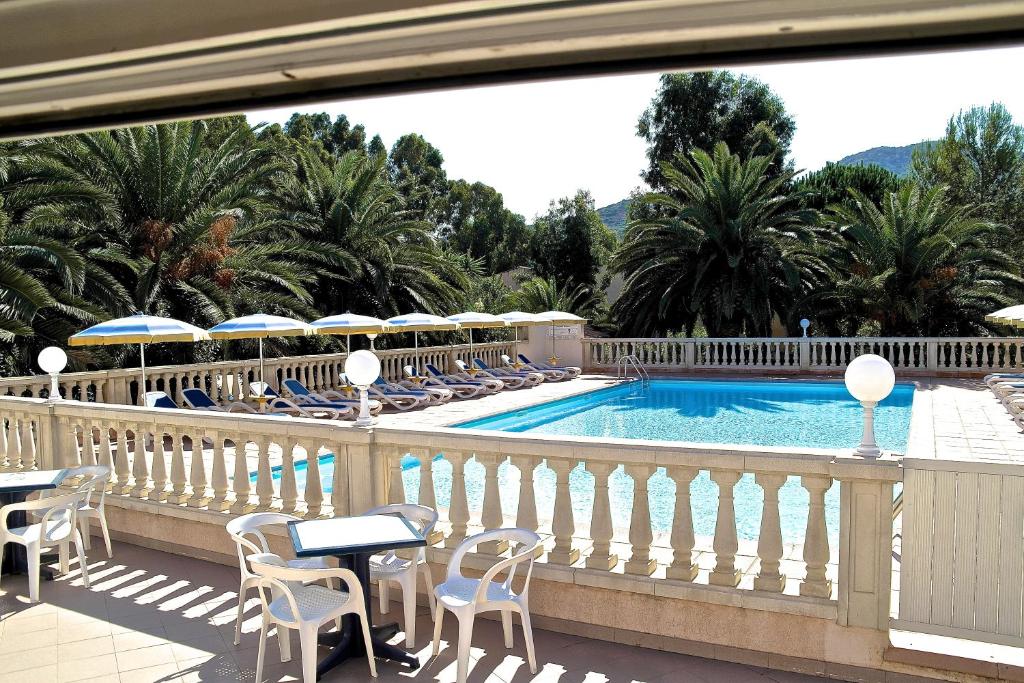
[37,346,68,402]
[800,318,810,338]
[366,333,378,351]
[844,354,895,458]
[345,350,381,427]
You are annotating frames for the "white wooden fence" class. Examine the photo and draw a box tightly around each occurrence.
[895,458,1024,646]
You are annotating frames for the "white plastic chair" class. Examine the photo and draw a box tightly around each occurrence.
[364,503,439,646]
[226,512,333,646]
[431,528,541,683]
[251,556,377,683]
[36,465,113,558]
[0,488,92,602]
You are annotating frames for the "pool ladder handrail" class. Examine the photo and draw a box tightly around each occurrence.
[617,354,650,384]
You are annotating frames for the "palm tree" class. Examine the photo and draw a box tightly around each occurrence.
[506,276,602,319]
[812,184,1021,336]
[23,121,315,364]
[283,148,468,319]
[612,143,825,337]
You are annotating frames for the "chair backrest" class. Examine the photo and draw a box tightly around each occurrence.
[249,381,279,398]
[455,360,469,372]
[282,379,311,397]
[249,555,306,627]
[145,391,176,409]
[363,504,438,562]
[501,354,514,366]
[474,359,490,370]
[518,353,534,365]
[226,512,301,580]
[403,365,417,378]
[425,363,444,377]
[67,465,111,509]
[448,528,541,604]
[182,388,218,409]
[2,489,89,542]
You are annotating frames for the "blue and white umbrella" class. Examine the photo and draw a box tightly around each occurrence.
[69,313,211,404]
[385,313,460,376]
[497,311,547,360]
[310,313,391,354]
[207,314,312,408]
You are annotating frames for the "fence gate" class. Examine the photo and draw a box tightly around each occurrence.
[895,458,1024,646]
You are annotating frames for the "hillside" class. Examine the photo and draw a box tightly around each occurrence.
[596,198,630,235]
[837,141,934,176]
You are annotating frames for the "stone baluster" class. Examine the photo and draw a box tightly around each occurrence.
[81,421,98,466]
[131,423,151,497]
[231,438,255,513]
[207,431,230,511]
[417,449,436,510]
[709,469,742,587]
[19,416,36,471]
[388,448,406,504]
[304,441,325,518]
[754,473,787,592]
[801,475,833,598]
[445,451,470,548]
[99,421,116,490]
[4,415,19,469]
[279,438,299,514]
[167,428,189,504]
[585,462,617,570]
[624,464,656,575]
[62,418,77,470]
[113,423,131,493]
[256,437,275,511]
[667,466,698,581]
[513,455,538,533]
[148,428,169,501]
[476,453,509,554]
[187,430,210,508]
[330,444,350,515]
[0,416,9,469]
[94,381,105,403]
[547,458,579,565]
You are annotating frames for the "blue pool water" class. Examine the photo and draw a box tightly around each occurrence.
[456,379,915,451]
[259,379,915,542]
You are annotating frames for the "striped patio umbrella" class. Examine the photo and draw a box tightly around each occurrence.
[207,314,312,409]
[446,312,509,372]
[69,313,210,404]
[536,310,588,362]
[385,313,460,376]
[498,311,548,363]
[310,313,391,355]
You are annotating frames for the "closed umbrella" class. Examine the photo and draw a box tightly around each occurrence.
[207,314,312,410]
[446,312,509,373]
[69,313,210,405]
[986,304,1024,329]
[536,310,588,363]
[497,311,548,364]
[310,312,391,355]
[385,313,460,376]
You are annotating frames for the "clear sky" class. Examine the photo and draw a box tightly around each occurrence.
[248,46,1024,219]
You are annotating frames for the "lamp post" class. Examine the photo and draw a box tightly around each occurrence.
[800,318,810,338]
[844,354,895,459]
[344,350,381,428]
[37,346,68,402]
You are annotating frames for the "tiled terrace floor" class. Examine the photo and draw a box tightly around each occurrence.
[0,541,822,683]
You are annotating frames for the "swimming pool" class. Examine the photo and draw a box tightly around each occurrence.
[456,379,915,452]
[258,379,915,542]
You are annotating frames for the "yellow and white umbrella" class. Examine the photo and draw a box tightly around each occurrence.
[310,313,391,355]
[986,304,1024,329]
[207,314,312,409]
[385,313,460,376]
[497,311,548,366]
[536,310,588,363]
[69,312,211,404]
[446,312,509,372]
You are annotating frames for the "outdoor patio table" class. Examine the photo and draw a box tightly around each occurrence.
[287,513,427,677]
[0,468,68,578]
